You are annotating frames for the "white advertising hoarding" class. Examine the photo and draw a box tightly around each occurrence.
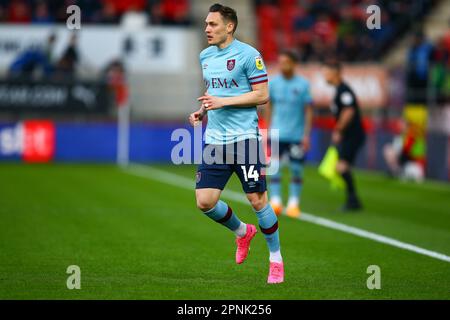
[0,25,188,73]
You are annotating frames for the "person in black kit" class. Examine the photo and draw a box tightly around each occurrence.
[323,60,365,211]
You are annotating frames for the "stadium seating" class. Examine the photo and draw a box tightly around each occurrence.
[254,0,435,63]
[0,0,191,25]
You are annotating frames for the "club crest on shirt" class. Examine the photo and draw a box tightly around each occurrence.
[255,56,264,70]
[227,59,235,71]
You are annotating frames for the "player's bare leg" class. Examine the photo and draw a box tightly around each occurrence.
[195,188,221,212]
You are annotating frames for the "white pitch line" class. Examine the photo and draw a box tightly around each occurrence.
[122,163,450,264]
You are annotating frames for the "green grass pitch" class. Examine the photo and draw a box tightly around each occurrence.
[0,163,449,299]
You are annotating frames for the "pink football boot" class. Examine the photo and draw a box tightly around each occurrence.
[267,262,284,284]
[235,224,257,264]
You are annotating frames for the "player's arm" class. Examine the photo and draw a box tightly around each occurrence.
[332,106,355,144]
[303,103,313,151]
[302,82,314,151]
[198,82,269,110]
[336,106,355,131]
[188,105,207,127]
[264,99,272,129]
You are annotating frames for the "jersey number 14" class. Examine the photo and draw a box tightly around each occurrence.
[241,165,259,182]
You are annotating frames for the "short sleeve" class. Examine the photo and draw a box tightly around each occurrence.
[244,49,268,85]
[304,81,313,105]
[269,79,275,98]
[340,91,355,108]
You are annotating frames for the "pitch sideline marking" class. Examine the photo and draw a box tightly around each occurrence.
[123,164,450,264]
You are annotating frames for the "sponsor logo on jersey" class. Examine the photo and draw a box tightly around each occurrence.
[205,78,239,89]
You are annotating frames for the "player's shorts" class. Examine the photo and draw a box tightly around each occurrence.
[276,141,306,163]
[337,134,366,164]
[195,138,267,193]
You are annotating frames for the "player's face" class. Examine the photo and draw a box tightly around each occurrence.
[279,55,295,75]
[205,12,229,45]
[323,67,338,85]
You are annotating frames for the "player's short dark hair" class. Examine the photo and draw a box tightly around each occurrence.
[279,50,299,63]
[323,58,341,72]
[209,3,238,34]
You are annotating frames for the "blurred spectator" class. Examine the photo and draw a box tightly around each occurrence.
[308,34,331,62]
[255,0,434,63]
[158,0,190,26]
[0,0,191,26]
[53,33,79,80]
[95,1,120,24]
[0,1,6,22]
[406,31,434,103]
[336,34,360,61]
[8,39,54,78]
[7,0,31,23]
[103,59,129,107]
[105,0,146,15]
[312,13,336,45]
[32,1,53,24]
[44,32,57,62]
[336,7,358,40]
[309,0,331,17]
[430,35,450,104]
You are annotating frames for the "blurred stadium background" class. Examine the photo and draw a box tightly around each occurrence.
[0,0,449,299]
[0,0,449,178]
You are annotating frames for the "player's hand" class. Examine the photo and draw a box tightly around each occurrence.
[302,135,311,152]
[332,130,342,144]
[188,109,204,127]
[197,93,224,111]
